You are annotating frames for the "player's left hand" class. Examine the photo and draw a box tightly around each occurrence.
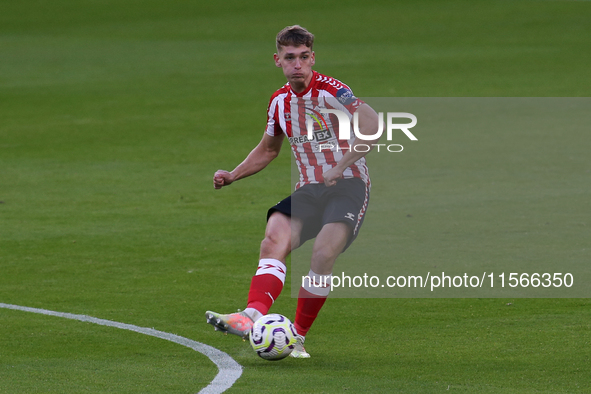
[322,167,343,187]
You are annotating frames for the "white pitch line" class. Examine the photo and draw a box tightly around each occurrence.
[0,303,242,394]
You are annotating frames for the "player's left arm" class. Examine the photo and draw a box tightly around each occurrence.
[322,103,380,187]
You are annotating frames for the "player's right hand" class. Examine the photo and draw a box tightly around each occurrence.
[213,170,234,189]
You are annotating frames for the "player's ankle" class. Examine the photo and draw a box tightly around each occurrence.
[244,307,263,322]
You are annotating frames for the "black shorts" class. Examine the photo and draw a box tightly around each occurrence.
[267,178,369,250]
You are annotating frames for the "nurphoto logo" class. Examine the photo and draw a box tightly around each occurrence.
[305,109,418,153]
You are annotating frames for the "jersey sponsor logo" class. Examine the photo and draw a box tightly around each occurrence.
[304,106,339,143]
[345,212,356,221]
[317,142,335,152]
[336,88,356,105]
[314,129,332,142]
[289,134,313,144]
[288,128,333,145]
[305,107,329,132]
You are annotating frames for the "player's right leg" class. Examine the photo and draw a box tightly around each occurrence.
[205,211,303,339]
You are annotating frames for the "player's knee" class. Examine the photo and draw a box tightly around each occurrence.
[260,235,276,253]
[261,224,290,256]
[311,243,342,265]
[290,232,301,250]
[260,233,289,257]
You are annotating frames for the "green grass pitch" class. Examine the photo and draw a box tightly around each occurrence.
[1,0,590,393]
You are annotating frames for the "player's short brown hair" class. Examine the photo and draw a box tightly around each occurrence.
[276,25,314,52]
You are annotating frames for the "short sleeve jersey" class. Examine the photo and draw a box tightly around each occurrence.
[265,71,370,189]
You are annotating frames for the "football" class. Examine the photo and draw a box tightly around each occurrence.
[249,314,297,360]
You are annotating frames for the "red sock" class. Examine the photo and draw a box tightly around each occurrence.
[294,287,327,337]
[246,259,286,315]
[247,274,284,315]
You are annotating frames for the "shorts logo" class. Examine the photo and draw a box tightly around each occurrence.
[345,212,355,221]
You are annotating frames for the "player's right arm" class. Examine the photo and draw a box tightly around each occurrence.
[213,132,285,189]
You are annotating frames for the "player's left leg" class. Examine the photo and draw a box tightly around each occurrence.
[291,221,350,358]
[309,222,350,275]
[291,178,369,357]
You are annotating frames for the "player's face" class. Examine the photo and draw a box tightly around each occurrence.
[274,45,315,93]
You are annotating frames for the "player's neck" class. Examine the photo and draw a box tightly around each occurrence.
[290,73,314,94]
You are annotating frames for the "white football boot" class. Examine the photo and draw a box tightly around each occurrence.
[289,334,311,358]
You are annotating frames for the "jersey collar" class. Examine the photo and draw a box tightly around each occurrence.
[290,70,318,97]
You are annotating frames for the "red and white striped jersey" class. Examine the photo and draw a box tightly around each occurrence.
[265,71,370,189]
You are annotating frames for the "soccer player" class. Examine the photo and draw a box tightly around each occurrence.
[206,25,379,358]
